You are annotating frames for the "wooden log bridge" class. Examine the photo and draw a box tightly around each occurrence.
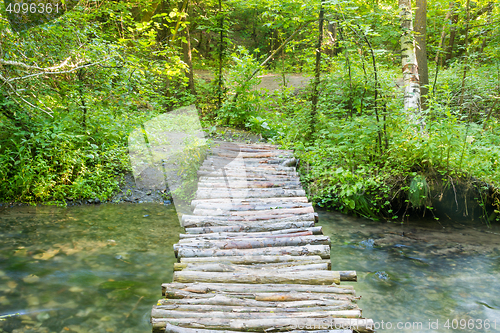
[151,141,375,333]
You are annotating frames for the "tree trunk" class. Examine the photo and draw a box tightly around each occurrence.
[444,9,459,64]
[310,1,324,135]
[217,0,224,109]
[435,2,454,67]
[458,0,470,111]
[415,0,428,110]
[182,25,196,95]
[399,0,424,128]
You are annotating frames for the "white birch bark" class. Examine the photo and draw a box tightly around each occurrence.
[399,0,425,129]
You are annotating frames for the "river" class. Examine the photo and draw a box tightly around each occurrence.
[0,203,499,332]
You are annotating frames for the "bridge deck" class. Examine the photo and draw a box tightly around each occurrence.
[151,141,374,333]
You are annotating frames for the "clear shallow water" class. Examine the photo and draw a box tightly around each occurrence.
[0,204,499,333]
[0,203,183,333]
[319,211,500,332]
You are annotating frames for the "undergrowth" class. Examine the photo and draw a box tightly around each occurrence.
[211,50,500,222]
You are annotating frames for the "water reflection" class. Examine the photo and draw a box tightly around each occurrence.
[1,205,499,333]
[320,211,500,332]
[0,203,182,333]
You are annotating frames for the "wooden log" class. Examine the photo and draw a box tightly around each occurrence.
[158,304,358,312]
[161,323,354,333]
[196,181,302,189]
[177,244,331,259]
[173,235,331,253]
[197,176,299,182]
[152,317,375,333]
[181,213,317,228]
[173,262,331,272]
[184,221,316,234]
[192,207,314,217]
[179,226,323,239]
[193,202,312,212]
[202,157,289,164]
[162,282,355,296]
[161,289,357,301]
[203,157,294,166]
[210,151,293,159]
[152,309,361,319]
[198,165,295,173]
[174,260,330,270]
[197,170,297,177]
[201,161,294,169]
[157,304,358,313]
[196,188,306,199]
[178,230,315,242]
[191,197,309,208]
[157,294,350,307]
[210,147,292,153]
[179,255,325,265]
[212,141,280,149]
[340,271,357,282]
[173,263,355,281]
[172,270,340,285]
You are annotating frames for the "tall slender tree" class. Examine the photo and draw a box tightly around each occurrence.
[310,0,325,134]
[415,0,428,110]
[399,0,423,128]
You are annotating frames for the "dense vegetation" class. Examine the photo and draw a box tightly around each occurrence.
[1,0,499,222]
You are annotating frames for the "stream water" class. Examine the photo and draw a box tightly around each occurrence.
[0,204,499,333]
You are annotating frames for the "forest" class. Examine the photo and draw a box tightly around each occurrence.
[0,0,499,222]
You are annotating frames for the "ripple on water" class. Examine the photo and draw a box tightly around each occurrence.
[318,210,500,332]
[0,203,183,333]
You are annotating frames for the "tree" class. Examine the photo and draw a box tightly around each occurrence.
[310,0,325,135]
[399,0,424,128]
[415,0,428,110]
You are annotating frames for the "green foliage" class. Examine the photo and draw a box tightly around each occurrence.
[246,59,500,220]
[409,175,430,208]
[217,46,262,127]
[0,0,195,204]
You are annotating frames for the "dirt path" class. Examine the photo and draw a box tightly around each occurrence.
[194,70,311,92]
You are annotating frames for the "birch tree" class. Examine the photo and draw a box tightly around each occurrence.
[399,0,424,128]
